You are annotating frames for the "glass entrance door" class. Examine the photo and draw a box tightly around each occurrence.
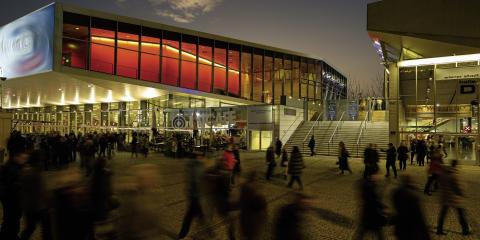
[443,134,477,164]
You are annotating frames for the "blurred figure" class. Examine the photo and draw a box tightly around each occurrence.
[131,132,138,158]
[281,147,289,180]
[397,141,409,171]
[232,144,241,185]
[274,193,310,240]
[416,140,427,166]
[424,146,443,196]
[52,169,94,240]
[239,172,267,240]
[410,139,416,165]
[363,144,379,178]
[0,152,28,240]
[265,146,276,180]
[436,160,471,236]
[90,156,114,221]
[338,141,352,175]
[99,134,108,157]
[354,174,386,240]
[308,135,315,156]
[275,138,283,158]
[383,143,397,178]
[81,138,97,176]
[177,152,210,239]
[19,152,52,240]
[223,143,237,184]
[287,146,305,190]
[392,175,430,240]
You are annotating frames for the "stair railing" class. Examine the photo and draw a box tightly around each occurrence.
[302,110,324,151]
[281,114,304,143]
[355,110,370,157]
[327,111,345,155]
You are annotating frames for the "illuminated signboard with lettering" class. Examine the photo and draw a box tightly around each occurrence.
[0,4,54,79]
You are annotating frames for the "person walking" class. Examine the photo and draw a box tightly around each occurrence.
[383,143,397,178]
[338,142,352,174]
[354,174,386,240]
[308,136,315,156]
[363,144,380,178]
[130,133,138,158]
[287,146,305,190]
[265,146,276,180]
[274,193,310,240]
[410,139,416,165]
[424,146,443,196]
[281,147,289,180]
[392,175,430,240]
[275,138,283,158]
[397,141,409,171]
[436,160,471,236]
[416,140,427,166]
[232,144,241,185]
[239,172,267,240]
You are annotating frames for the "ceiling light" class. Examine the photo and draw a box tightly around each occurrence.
[75,27,80,30]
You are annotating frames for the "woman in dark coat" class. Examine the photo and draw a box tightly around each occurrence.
[287,146,305,190]
[338,142,352,174]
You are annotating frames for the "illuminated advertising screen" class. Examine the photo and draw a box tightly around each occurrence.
[0,4,54,79]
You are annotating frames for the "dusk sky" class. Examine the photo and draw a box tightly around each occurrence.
[1,0,383,94]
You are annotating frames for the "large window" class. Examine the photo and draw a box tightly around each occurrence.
[62,12,89,69]
[228,44,240,96]
[180,35,197,89]
[241,47,252,100]
[198,38,213,93]
[284,56,292,98]
[214,41,227,94]
[117,23,140,79]
[253,49,263,102]
[90,18,116,74]
[274,54,283,104]
[140,27,161,82]
[264,52,273,104]
[162,31,180,86]
[292,58,300,99]
[300,58,308,99]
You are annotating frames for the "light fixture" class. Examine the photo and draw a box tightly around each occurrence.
[398,53,480,67]
[75,27,80,30]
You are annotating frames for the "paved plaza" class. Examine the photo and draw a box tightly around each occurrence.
[11,150,480,240]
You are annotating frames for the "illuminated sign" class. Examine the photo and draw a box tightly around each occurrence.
[436,66,480,81]
[0,4,54,79]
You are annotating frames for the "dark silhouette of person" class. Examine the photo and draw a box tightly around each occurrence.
[274,193,310,240]
[383,143,397,178]
[90,156,114,221]
[397,142,409,170]
[308,136,315,156]
[265,146,276,180]
[436,160,471,236]
[354,174,386,240]
[239,172,267,240]
[363,144,379,178]
[0,152,28,240]
[410,139,416,165]
[416,140,427,166]
[392,175,430,240]
[275,138,283,158]
[338,141,352,174]
[131,133,138,158]
[287,146,305,190]
[424,146,443,196]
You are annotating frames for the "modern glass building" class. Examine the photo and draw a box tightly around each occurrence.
[368,0,480,164]
[0,3,347,149]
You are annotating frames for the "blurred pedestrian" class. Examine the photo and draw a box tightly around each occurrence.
[354,174,386,240]
[416,140,427,166]
[275,138,282,158]
[410,139,416,165]
[281,147,289,180]
[392,175,430,240]
[397,141,409,170]
[287,146,305,190]
[223,143,237,184]
[90,156,114,221]
[273,193,310,240]
[436,160,471,236]
[0,152,28,240]
[131,133,138,158]
[363,144,379,178]
[239,172,267,240]
[383,143,397,178]
[424,146,443,196]
[232,144,241,185]
[338,141,352,175]
[308,135,315,156]
[265,146,276,180]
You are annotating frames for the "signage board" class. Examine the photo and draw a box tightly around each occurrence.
[436,66,480,81]
[0,4,54,79]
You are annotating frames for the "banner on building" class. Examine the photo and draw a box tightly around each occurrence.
[247,105,273,130]
[436,66,480,81]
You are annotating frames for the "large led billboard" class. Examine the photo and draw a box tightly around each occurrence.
[0,4,54,79]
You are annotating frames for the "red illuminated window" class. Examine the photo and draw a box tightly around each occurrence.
[228,44,240,96]
[180,35,197,89]
[214,41,227,94]
[253,50,263,102]
[198,38,213,93]
[117,23,140,79]
[90,26,115,74]
[162,32,180,86]
[241,48,252,100]
[140,27,160,82]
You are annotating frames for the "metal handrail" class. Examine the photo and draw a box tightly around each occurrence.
[281,114,304,143]
[328,111,345,144]
[355,110,369,156]
[303,110,324,143]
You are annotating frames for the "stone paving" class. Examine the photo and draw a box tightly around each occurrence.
[7,150,480,239]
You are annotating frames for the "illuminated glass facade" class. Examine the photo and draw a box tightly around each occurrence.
[61,11,347,104]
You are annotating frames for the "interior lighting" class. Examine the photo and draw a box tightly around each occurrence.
[398,53,480,67]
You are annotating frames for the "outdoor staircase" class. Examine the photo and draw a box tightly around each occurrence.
[285,121,390,158]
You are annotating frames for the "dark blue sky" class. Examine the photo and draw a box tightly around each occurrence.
[1,0,383,93]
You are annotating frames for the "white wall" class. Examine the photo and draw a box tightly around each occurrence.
[278,106,304,144]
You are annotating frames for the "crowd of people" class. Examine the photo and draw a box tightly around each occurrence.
[0,130,475,239]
